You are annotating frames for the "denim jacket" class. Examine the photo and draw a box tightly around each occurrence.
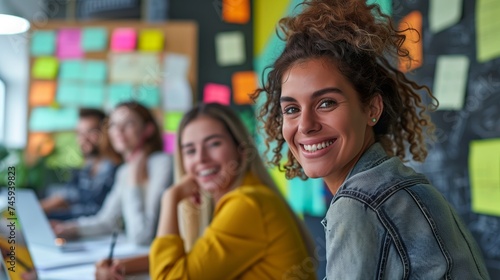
[322,143,490,279]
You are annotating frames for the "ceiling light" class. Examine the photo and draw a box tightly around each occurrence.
[0,14,30,35]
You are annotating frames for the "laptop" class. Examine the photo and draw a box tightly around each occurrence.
[9,189,84,252]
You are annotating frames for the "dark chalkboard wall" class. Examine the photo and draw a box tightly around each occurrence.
[393,0,500,278]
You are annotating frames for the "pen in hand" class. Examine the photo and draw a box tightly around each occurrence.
[107,230,118,265]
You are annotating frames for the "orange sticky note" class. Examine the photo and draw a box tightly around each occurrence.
[222,0,250,24]
[232,71,257,105]
[30,81,56,106]
[27,133,55,157]
[398,11,423,72]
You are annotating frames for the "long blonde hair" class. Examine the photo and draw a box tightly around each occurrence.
[175,103,315,256]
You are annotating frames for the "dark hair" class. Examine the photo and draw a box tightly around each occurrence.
[253,0,438,179]
[79,108,106,123]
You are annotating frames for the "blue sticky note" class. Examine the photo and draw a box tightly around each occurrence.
[31,31,56,56]
[81,84,105,108]
[59,60,83,81]
[108,83,134,108]
[136,86,160,108]
[57,81,81,105]
[29,107,78,131]
[367,0,392,16]
[289,177,327,217]
[82,27,108,52]
[84,61,107,82]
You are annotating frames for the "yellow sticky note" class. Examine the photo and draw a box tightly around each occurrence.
[398,11,423,72]
[32,57,59,79]
[476,0,500,62]
[223,0,250,24]
[232,71,257,105]
[469,138,500,217]
[164,111,184,132]
[138,29,164,52]
[30,81,56,106]
[433,55,469,110]
[269,165,288,197]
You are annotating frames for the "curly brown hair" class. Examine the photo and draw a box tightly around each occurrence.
[253,0,438,179]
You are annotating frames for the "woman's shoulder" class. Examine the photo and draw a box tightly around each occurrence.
[147,151,172,164]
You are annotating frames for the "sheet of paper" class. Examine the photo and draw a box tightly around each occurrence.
[32,57,59,80]
[108,83,134,109]
[476,0,500,62]
[57,28,83,59]
[46,132,84,169]
[215,31,246,66]
[136,85,160,108]
[433,55,469,110]
[163,133,176,154]
[29,81,56,106]
[139,29,164,52]
[164,53,190,78]
[223,0,250,24]
[203,83,231,105]
[81,84,105,108]
[366,0,392,16]
[109,53,159,83]
[29,107,78,132]
[31,30,56,56]
[430,0,463,33]
[398,11,423,72]
[469,138,500,217]
[232,71,257,105]
[57,81,81,106]
[110,28,137,52]
[163,111,184,132]
[162,78,192,112]
[109,53,137,82]
[82,27,108,52]
[84,60,107,82]
[27,133,55,157]
[59,60,83,81]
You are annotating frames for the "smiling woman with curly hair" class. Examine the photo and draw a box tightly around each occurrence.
[253,0,490,278]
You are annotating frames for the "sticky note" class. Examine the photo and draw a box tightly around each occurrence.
[29,81,56,106]
[476,0,500,62]
[84,60,107,82]
[469,138,500,216]
[29,107,78,131]
[32,57,59,80]
[237,109,255,137]
[433,55,469,110]
[215,31,246,66]
[138,29,164,52]
[46,132,84,169]
[203,83,231,105]
[110,28,137,52]
[136,85,160,108]
[367,0,392,16]
[164,53,190,78]
[289,177,326,216]
[57,29,83,59]
[56,81,81,106]
[430,0,463,33]
[223,0,250,24]
[108,83,134,108]
[81,84,105,108]
[232,71,257,105]
[163,133,177,154]
[82,27,108,52]
[27,133,55,157]
[31,31,56,56]
[59,60,83,81]
[164,111,184,132]
[162,78,193,112]
[109,53,137,82]
[398,11,423,72]
[269,165,288,196]
[109,53,159,83]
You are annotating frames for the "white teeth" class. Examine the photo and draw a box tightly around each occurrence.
[303,140,334,152]
[199,168,217,176]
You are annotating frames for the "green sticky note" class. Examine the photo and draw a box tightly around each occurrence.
[59,60,83,80]
[31,31,56,56]
[138,29,164,52]
[32,57,59,80]
[476,0,500,62]
[136,86,160,108]
[82,84,105,108]
[367,0,392,16]
[56,81,81,106]
[29,107,78,131]
[82,27,108,52]
[46,132,84,169]
[163,111,184,132]
[469,138,500,216]
[84,60,107,82]
[108,83,134,108]
[215,31,246,66]
[430,0,463,33]
[237,108,255,137]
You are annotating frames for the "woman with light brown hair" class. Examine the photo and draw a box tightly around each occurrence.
[254,0,489,278]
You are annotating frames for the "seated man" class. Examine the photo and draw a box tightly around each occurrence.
[41,108,120,220]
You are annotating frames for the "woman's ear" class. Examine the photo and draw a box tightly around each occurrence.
[368,93,383,126]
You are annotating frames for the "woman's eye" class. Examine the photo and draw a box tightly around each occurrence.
[319,100,336,108]
[283,106,299,115]
[184,149,195,155]
[208,141,222,148]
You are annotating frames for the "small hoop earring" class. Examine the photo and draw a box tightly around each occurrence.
[372,118,377,123]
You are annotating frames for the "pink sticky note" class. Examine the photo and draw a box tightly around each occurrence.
[57,29,83,59]
[203,83,231,105]
[163,133,176,154]
[111,28,137,52]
